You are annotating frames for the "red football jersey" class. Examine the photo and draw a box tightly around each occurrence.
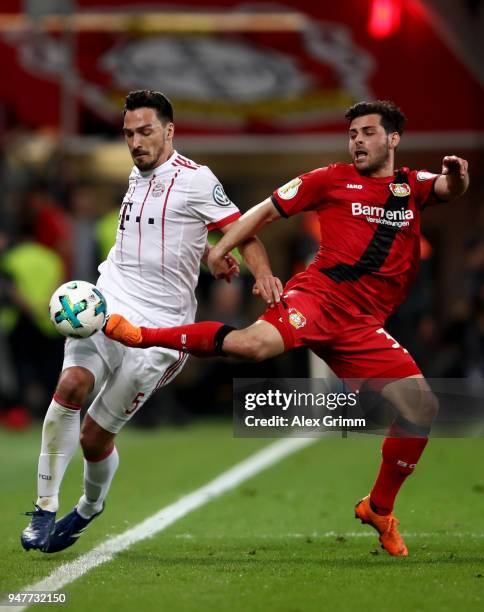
[271,163,442,322]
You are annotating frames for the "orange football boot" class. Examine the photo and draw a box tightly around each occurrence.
[355,495,408,556]
[104,314,143,347]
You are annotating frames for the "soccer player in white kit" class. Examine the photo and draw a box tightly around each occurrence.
[21,90,283,552]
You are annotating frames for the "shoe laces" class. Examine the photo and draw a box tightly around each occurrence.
[383,515,400,537]
[23,504,52,524]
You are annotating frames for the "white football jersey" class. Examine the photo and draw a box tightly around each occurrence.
[97,150,241,326]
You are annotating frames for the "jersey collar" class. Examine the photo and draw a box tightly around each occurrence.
[136,150,178,178]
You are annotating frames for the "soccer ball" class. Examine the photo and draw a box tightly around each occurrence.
[49,280,107,338]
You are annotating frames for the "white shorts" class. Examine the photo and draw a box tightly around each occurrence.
[63,323,188,434]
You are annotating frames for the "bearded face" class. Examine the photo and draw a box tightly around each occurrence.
[348,114,399,177]
[123,107,174,172]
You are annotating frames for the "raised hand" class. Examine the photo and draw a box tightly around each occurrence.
[252,275,284,306]
[441,155,468,180]
[207,246,239,283]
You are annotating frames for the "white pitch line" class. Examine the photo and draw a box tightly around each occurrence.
[174,531,484,539]
[6,437,316,611]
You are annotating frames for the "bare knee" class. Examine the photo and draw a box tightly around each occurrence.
[383,377,439,426]
[56,367,94,406]
[420,391,439,423]
[403,390,439,428]
[80,415,115,459]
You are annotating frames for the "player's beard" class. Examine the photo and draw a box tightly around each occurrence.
[132,138,167,172]
[357,143,391,176]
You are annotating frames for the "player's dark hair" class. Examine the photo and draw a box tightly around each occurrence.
[124,90,174,124]
[345,100,406,135]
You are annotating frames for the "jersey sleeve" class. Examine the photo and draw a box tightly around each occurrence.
[271,166,332,217]
[186,166,241,230]
[410,169,444,210]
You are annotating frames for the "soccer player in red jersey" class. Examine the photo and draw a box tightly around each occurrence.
[105,101,469,556]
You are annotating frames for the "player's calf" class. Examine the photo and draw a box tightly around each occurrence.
[104,314,234,356]
[104,314,285,361]
[79,415,116,460]
[34,395,83,516]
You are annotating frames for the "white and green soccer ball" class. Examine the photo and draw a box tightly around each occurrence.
[49,280,107,338]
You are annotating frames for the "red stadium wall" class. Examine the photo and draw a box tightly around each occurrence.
[0,0,481,137]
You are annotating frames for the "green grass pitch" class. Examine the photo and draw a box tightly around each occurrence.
[1,422,484,611]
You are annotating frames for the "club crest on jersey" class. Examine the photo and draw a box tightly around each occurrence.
[151,181,166,197]
[288,307,307,330]
[213,184,231,206]
[277,177,302,200]
[389,183,411,197]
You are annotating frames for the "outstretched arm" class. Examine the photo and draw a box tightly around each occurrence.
[434,155,469,201]
[211,199,283,304]
[237,236,283,305]
[208,198,280,274]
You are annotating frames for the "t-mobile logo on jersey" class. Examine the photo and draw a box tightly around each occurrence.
[352,203,414,228]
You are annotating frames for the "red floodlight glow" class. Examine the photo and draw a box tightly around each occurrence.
[368,0,402,38]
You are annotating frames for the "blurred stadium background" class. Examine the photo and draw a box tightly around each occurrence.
[0,0,482,429]
[0,2,483,610]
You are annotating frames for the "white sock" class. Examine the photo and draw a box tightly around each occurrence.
[36,399,81,512]
[77,446,119,519]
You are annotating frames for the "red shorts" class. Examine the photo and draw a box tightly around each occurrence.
[259,272,421,381]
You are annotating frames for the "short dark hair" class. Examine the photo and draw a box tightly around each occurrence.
[124,90,174,123]
[345,100,406,135]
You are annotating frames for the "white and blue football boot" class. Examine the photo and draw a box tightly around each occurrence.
[21,504,56,551]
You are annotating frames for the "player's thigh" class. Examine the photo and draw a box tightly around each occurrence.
[315,324,432,425]
[223,320,285,361]
[251,286,322,358]
[321,322,422,382]
[87,347,187,434]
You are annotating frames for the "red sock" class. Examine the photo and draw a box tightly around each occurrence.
[370,421,428,515]
[140,321,233,357]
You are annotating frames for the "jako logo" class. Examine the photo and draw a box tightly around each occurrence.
[346,183,363,189]
[352,202,414,221]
